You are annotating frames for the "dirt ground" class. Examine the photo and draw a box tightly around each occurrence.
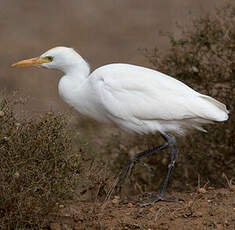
[50,188,235,230]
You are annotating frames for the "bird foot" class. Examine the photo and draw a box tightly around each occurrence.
[138,194,184,207]
[122,193,183,207]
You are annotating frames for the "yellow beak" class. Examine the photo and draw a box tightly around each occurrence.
[11,57,49,68]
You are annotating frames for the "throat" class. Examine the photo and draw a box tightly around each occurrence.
[58,72,88,108]
[62,60,90,78]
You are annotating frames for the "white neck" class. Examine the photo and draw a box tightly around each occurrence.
[58,57,91,108]
[60,58,90,80]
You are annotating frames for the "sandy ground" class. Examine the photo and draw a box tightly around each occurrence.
[51,188,235,230]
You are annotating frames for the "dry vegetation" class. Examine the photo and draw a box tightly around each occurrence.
[0,97,81,229]
[0,4,234,230]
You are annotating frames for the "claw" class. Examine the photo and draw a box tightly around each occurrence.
[121,193,184,207]
[139,194,184,207]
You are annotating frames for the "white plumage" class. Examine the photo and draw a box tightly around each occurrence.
[12,46,229,204]
[89,64,228,134]
[36,47,228,135]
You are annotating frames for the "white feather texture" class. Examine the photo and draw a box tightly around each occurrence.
[42,47,229,135]
[11,46,229,203]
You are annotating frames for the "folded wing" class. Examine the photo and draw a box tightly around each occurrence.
[90,64,228,127]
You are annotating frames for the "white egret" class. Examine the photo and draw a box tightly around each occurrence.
[11,47,229,205]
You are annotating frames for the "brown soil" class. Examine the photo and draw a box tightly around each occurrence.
[51,188,235,230]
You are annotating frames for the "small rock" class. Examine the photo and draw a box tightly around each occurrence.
[192,66,199,73]
[13,172,20,179]
[112,198,119,205]
[0,111,4,117]
[127,202,134,208]
[46,111,54,116]
[229,185,235,191]
[216,223,223,230]
[198,187,207,194]
[73,212,83,222]
[15,122,21,127]
[50,223,61,230]
[193,211,203,217]
[3,136,10,141]
[59,204,64,209]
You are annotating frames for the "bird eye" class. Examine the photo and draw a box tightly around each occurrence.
[46,56,54,62]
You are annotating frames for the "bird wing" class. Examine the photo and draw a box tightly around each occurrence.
[90,64,223,123]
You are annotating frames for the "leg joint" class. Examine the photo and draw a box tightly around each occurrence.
[168,136,176,146]
[168,160,176,169]
[161,132,176,146]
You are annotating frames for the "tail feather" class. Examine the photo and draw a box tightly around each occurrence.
[198,95,229,121]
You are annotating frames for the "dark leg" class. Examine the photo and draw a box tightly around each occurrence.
[117,142,169,192]
[140,132,182,206]
[158,132,178,197]
[138,161,155,172]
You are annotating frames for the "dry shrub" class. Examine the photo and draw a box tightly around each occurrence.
[137,4,235,190]
[0,95,114,229]
[0,97,80,229]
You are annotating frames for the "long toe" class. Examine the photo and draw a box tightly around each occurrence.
[138,194,184,207]
[121,193,183,206]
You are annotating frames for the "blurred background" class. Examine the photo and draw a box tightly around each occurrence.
[0,1,234,228]
[0,0,227,113]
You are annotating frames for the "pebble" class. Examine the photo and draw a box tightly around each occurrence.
[193,211,203,217]
[229,185,235,191]
[14,172,20,179]
[112,198,119,205]
[198,187,207,194]
[127,202,134,208]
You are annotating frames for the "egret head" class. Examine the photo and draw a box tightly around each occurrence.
[11,46,88,74]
